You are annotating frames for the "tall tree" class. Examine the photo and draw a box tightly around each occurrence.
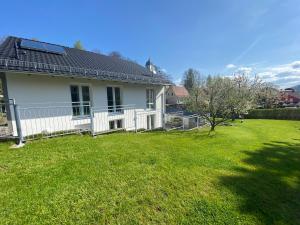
[74,41,84,50]
[109,51,122,58]
[182,69,202,92]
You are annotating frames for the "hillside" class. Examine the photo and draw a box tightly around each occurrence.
[292,84,300,92]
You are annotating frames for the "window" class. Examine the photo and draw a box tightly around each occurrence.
[70,85,90,116]
[107,87,122,113]
[109,121,115,130]
[109,119,123,130]
[146,89,155,109]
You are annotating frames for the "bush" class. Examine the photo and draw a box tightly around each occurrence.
[245,108,300,120]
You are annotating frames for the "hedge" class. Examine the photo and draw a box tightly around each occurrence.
[245,108,300,120]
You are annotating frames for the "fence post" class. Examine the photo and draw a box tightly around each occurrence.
[13,102,23,144]
[90,106,94,136]
[134,109,137,132]
[182,116,185,130]
[197,116,199,128]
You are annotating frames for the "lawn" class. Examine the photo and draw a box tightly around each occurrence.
[0,120,300,225]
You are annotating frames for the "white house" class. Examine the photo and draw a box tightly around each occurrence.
[0,37,170,141]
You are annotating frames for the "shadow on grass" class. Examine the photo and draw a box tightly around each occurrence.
[219,141,300,225]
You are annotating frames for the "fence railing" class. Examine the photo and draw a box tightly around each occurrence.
[7,102,164,141]
[165,113,206,131]
[2,100,207,143]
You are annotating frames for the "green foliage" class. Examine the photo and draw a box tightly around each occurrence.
[246,108,300,120]
[73,40,84,50]
[0,120,300,224]
[182,68,202,92]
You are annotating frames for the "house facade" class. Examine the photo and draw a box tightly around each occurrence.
[166,86,189,105]
[0,37,170,140]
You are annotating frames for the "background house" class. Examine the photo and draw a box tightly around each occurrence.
[166,86,189,105]
[279,88,300,107]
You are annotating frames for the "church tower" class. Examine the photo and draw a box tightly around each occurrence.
[145,58,157,74]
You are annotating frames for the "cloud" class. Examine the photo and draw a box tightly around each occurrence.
[160,68,167,73]
[235,66,253,75]
[257,61,300,88]
[226,64,236,69]
[174,78,181,85]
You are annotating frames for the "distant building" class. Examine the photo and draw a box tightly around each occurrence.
[166,86,189,105]
[279,88,300,106]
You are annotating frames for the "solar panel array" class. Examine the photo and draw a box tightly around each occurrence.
[20,39,66,55]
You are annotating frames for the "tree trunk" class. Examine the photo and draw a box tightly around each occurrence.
[210,123,215,131]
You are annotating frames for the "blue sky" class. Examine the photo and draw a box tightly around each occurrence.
[1,0,300,87]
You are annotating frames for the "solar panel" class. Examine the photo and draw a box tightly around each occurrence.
[20,39,66,55]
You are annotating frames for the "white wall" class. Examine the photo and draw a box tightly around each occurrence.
[5,72,165,136]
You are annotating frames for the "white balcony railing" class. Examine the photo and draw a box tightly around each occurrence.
[13,102,163,140]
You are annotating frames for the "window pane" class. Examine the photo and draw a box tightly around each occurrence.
[71,86,80,102]
[107,87,114,112]
[70,86,80,116]
[146,89,155,109]
[82,86,90,115]
[116,119,123,129]
[115,87,122,112]
[82,86,90,102]
[109,121,115,130]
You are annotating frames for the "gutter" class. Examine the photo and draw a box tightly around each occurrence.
[0,58,172,86]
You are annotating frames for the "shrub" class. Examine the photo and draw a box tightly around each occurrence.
[245,108,300,120]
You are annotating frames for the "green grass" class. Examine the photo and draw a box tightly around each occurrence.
[0,120,300,224]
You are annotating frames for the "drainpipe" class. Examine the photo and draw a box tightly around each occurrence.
[12,99,24,145]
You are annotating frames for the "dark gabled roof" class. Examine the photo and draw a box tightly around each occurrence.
[0,36,170,85]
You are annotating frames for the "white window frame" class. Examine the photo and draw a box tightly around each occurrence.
[70,84,92,117]
[146,88,155,110]
[107,86,123,113]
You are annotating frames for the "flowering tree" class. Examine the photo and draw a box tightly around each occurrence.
[185,74,271,131]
